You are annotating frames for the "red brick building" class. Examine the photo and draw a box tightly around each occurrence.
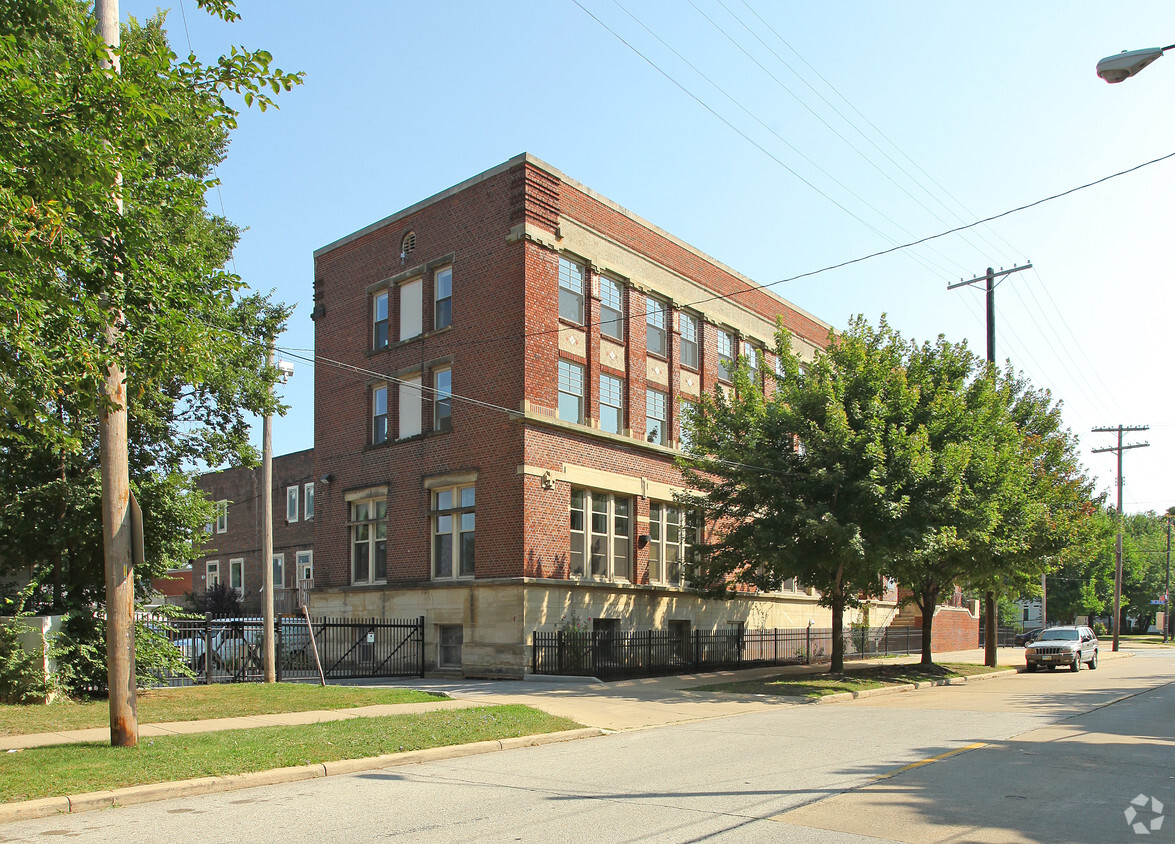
[193,448,316,614]
[309,154,879,676]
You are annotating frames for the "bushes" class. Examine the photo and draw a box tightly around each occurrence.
[51,610,193,698]
[0,618,50,704]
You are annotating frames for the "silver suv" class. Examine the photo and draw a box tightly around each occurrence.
[1024,625,1098,672]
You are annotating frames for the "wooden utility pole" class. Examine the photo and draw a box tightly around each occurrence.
[1091,424,1149,652]
[261,346,276,683]
[95,0,138,747]
[948,263,1033,667]
[1165,516,1171,645]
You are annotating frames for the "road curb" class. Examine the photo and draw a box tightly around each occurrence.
[0,727,603,825]
[815,668,1019,704]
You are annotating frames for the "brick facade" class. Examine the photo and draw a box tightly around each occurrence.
[310,154,846,676]
[194,449,315,613]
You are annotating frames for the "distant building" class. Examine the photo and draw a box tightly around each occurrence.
[193,448,315,615]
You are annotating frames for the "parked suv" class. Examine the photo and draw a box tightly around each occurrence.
[1024,625,1098,672]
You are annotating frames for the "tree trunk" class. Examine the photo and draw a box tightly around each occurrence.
[830,595,844,673]
[984,591,997,667]
[919,586,938,666]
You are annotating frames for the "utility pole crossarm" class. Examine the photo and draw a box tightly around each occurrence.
[946,262,1034,290]
[1091,441,1150,454]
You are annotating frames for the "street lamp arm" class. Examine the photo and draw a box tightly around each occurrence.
[1097,45,1175,83]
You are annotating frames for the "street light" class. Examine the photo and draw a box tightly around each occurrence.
[1096,45,1174,83]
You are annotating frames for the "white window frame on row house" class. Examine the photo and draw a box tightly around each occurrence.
[569,489,631,582]
[295,550,314,585]
[717,329,735,382]
[351,496,387,585]
[400,277,423,341]
[229,558,244,593]
[599,276,624,341]
[434,367,452,432]
[214,500,228,534]
[286,485,299,522]
[558,256,585,324]
[399,374,422,439]
[646,295,668,357]
[373,289,389,350]
[599,373,624,435]
[304,482,314,520]
[646,388,667,446]
[206,559,220,587]
[679,311,699,370]
[558,359,584,424]
[434,265,453,331]
[373,385,388,444]
[431,484,475,580]
[272,553,284,590]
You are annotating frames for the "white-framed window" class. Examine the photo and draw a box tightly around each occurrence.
[351,499,387,584]
[646,295,668,357]
[373,385,388,444]
[648,503,698,587]
[600,373,624,434]
[399,277,422,341]
[438,625,463,668]
[215,500,228,534]
[558,359,584,423]
[304,483,314,520]
[399,374,422,439]
[745,343,759,375]
[286,486,299,522]
[296,550,313,583]
[774,354,784,378]
[646,388,667,445]
[206,560,220,587]
[679,398,697,451]
[558,256,585,324]
[680,312,699,370]
[432,485,475,579]
[434,367,452,432]
[374,290,389,350]
[434,266,452,330]
[272,553,284,589]
[717,329,734,382]
[599,277,624,341]
[229,558,244,592]
[569,489,630,581]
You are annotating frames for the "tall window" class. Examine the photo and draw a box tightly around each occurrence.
[679,398,697,451]
[745,343,759,375]
[286,486,299,522]
[599,374,624,434]
[373,291,389,349]
[296,550,313,583]
[399,278,422,341]
[433,485,475,579]
[558,256,584,324]
[599,277,624,341]
[229,558,243,591]
[434,367,452,431]
[351,499,387,584]
[558,360,584,423]
[373,385,388,444]
[272,554,284,589]
[206,560,220,587]
[399,375,422,439]
[304,483,314,520]
[646,388,667,445]
[774,354,785,378]
[717,329,734,382]
[648,504,697,586]
[434,266,452,330]
[215,500,228,534]
[570,489,630,581]
[646,296,667,357]
[680,312,699,369]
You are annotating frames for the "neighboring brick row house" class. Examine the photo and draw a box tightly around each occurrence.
[304,153,909,676]
[193,449,316,615]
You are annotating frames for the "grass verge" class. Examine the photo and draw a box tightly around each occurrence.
[693,662,1008,699]
[0,684,448,737]
[1,705,580,804]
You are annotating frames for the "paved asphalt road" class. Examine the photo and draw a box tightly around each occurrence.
[2,649,1171,843]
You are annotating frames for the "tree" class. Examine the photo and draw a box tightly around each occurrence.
[679,317,923,673]
[0,1,299,691]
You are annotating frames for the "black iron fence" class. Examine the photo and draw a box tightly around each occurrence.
[978,625,1019,647]
[532,625,926,680]
[144,614,424,686]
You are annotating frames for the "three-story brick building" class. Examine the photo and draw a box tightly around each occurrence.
[309,154,852,676]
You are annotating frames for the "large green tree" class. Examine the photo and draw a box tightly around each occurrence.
[679,317,925,673]
[0,2,298,622]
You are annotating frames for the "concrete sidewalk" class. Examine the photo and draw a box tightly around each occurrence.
[0,698,484,751]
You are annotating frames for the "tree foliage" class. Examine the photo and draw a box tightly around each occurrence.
[0,1,299,625]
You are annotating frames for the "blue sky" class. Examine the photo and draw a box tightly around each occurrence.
[122,1,1175,515]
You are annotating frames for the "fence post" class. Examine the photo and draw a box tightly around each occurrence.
[884,627,889,657]
[806,625,811,666]
[557,629,564,674]
[531,631,537,675]
[275,616,283,683]
[204,613,213,685]
[646,629,653,675]
[418,616,425,678]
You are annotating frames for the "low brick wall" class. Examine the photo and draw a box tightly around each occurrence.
[929,605,980,652]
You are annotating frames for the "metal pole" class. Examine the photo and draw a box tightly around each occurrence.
[262,346,276,682]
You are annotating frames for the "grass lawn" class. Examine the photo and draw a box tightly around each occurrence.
[1117,634,1175,647]
[0,684,448,737]
[0,705,581,804]
[693,662,1008,699]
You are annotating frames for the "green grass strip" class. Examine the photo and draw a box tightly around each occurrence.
[0,684,447,737]
[1,705,580,804]
[694,662,1007,699]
